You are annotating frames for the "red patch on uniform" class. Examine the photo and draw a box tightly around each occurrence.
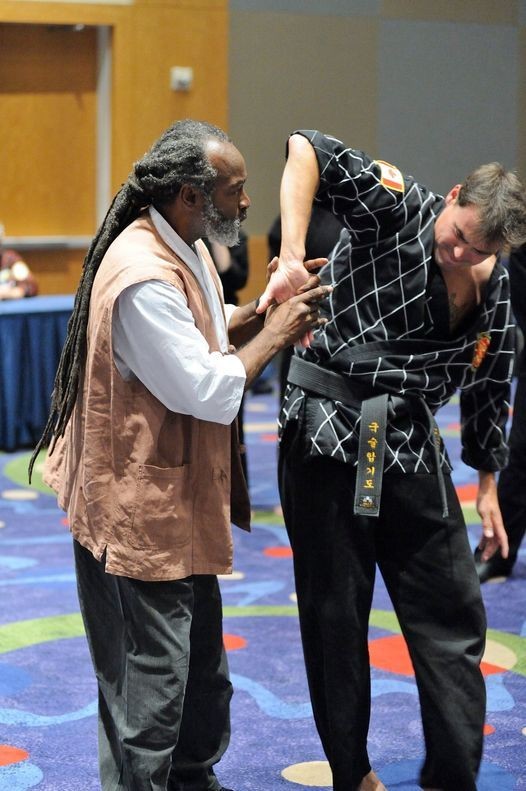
[376,160,405,193]
[483,723,496,735]
[471,332,491,370]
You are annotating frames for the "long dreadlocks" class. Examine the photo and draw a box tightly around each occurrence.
[28,119,230,481]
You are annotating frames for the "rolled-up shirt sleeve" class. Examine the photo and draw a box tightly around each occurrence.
[112,280,246,424]
[224,302,237,326]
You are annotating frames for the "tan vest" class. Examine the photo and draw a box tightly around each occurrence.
[44,213,250,581]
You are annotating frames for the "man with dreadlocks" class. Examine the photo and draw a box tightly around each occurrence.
[30,119,330,791]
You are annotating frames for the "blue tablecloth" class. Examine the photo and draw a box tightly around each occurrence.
[0,295,74,451]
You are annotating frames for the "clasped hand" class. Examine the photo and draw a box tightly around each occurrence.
[259,257,328,347]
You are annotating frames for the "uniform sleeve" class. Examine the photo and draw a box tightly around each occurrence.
[508,245,526,333]
[459,274,514,471]
[291,130,419,245]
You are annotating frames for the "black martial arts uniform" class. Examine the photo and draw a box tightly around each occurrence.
[278,130,514,791]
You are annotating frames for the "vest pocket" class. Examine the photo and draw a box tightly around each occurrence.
[127,463,191,550]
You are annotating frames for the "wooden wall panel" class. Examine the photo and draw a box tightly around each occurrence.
[0,23,97,236]
[0,0,228,295]
[116,2,228,182]
[22,247,89,295]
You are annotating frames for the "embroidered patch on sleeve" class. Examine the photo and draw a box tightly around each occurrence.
[471,332,491,370]
[376,160,405,193]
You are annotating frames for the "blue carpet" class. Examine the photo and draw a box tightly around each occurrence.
[0,386,524,790]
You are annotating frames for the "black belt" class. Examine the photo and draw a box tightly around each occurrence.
[287,356,449,519]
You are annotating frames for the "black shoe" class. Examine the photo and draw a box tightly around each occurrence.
[474,548,513,583]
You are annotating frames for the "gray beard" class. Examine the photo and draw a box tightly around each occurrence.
[202,195,241,247]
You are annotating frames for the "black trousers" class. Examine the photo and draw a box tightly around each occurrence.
[74,540,232,791]
[279,428,486,791]
[497,367,526,569]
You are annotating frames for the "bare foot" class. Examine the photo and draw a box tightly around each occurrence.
[358,769,388,790]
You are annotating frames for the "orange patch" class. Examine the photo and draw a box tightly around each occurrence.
[455,483,478,502]
[376,160,405,193]
[471,332,491,370]
[262,433,278,442]
[483,723,496,735]
[0,745,29,767]
[481,661,506,677]
[223,634,247,651]
[264,546,293,558]
[369,635,506,679]
[369,635,415,676]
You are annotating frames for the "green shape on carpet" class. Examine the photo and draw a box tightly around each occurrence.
[487,628,526,676]
[4,450,53,495]
[462,504,479,524]
[252,510,286,525]
[2,609,523,677]
[223,606,298,617]
[0,613,85,654]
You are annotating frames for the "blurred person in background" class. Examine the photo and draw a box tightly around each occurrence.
[0,223,38,300]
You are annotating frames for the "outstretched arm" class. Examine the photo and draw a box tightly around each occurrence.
[257,134,320,311]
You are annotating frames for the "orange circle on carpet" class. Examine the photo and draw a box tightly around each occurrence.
[456,483,478,502]
[264,546,293,558]
[369,635,415,676]
[0,745,29,767]
[223,634,247,651]
[369,635,509,677]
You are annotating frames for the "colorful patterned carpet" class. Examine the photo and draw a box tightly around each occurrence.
[0,387,524,790]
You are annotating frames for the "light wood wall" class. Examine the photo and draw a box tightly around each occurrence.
[0,0,228,295]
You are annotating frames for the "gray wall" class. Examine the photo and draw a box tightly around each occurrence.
[229,0,524,238]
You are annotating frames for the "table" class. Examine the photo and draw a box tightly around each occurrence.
[0,295,74,451]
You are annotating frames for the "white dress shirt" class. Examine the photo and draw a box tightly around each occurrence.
[112,206,246,425]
